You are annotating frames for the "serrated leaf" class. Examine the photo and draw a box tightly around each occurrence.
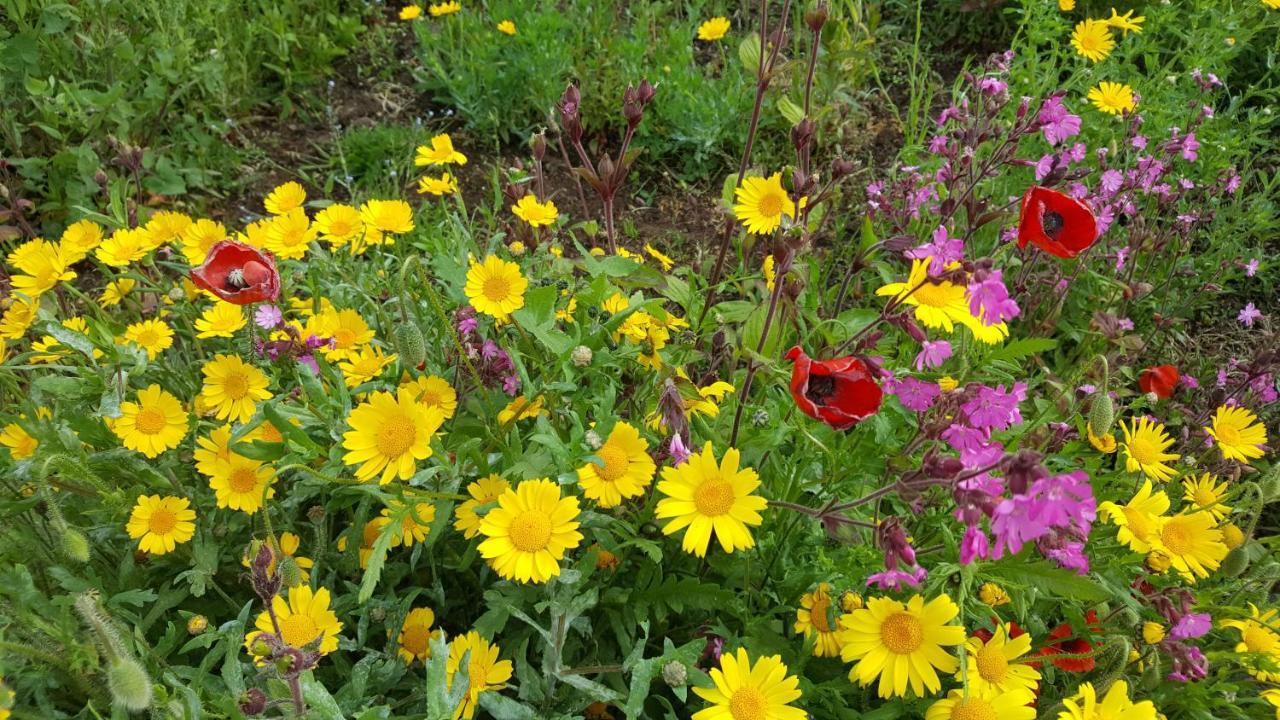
[987,337,1058,362]
[984,562,1109,602]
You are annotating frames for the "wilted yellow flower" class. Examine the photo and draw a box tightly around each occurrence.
[979,582,1011,606]
[1106,8,1144,34]
[417,173,458,196]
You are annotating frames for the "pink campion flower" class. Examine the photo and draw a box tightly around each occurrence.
[905,225,964,276]
[978,76,1007,95]
[1037,95,1081,146]
[867,566,927,591]
[1217,368,1230,388]
[1239,302,1263,328]
[1131,134,1148,150]
[1251,373,1278,404]
[959,525,990,565]
[936,105,961,126]
[1226,171,1242,194]
[966,270,1020,326]
[1246,258,1259,277]
[914,340,953,370]
[941,424,1005,468]
[1100,169,1124,195]
[928,135,950,154]
[1095,204,1116,236]
[1066,143,1087,163]
[990,471,1095,563]
[891,377,941,412]
[1117,317,1134,331]
[254,304,283,330]
[1115,246,1130,271]
[669,434,691,466]
[1040,534,1091,574]
[1067,182,1089,199]
[1034,153,1056,181]
[962,383,1027,431]
[1170,613,1212,641]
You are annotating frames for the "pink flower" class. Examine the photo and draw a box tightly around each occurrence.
[1239,302,1263,328]
[1037,95,1081,146]
[1100,169,1124,195]
[254,304,283,330]
[966,269,1020,326]
[1170,613,1212,641]
[959,525,990,565]
[1246,258,1259,277]
[906,225,964,276]
[669,434,691,466]
[914,340,953,370]
[892,377,941,412]
[866,566,927,590]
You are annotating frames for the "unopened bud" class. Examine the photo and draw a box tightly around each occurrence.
[307,505,326,523]
[187,615,209,635]
[278,555,303,588]
[1222,522,1246,550]
[393,323,427,368]
[239,688,268,716]
[531,132,547,161]
[107,657,154,711]
[832,158,855,180]
[1088,392,1115,435]
[571,345,593,367]
[62,527,90,563]
[1221,547,1249,578]
[167,287,185,301]
[804,3,829,33]
[661,660,687,687]
[585,429,603,450]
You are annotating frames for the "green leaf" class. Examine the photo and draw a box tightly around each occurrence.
[41,321,96,361]
[357,510,401,604]
[300,672,345,720]
[477,692,538,720]
[738,33,761,72]
[777,96,805,126]
[984,562,1109,602]
[512,285,558,330]
[987,337,1058,362]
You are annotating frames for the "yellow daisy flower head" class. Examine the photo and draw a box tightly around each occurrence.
[360,199,415,235]
[10,239,76,299]
[1119,417,1180,482]
[928,688,1037,720]
[1182,473,1232,520]
[875,258,972,332]
[338,344,398,388]
[1106,8,1144,35]
[1089,81,1136,115]
[60,219,104,261]
[122,318,174,359]
[958,625,1041,699]
[465,255,528,319]
[404,374,459,419]
[763,254,777,292]
[1058,680,1157,720]
[654,442,767,557]
[114,384,187,457]
[498,395,547,425]
[1071,19,1115,62]
[194,302,247,339]
[381,500,437,547]
[96,227,152,267]
[1087,423,1117,453]
[691,648,805,720]
[577,421,656,508]
[1205,404,1268,463]
[1098,479,1169,553]
[179,218,228,265]
[1142,622,1165,645]
[1263,688,1280,716]
[200,354,272,424]
[511,194,559,228]
[1266,0,1280,8]
[144,210,192,247]
[264,181,306,216]
[397,607,442,665]
[840,591,865,612]
[795,582,842,657]
[339,517,390,569]
[477,478,583,583]
[1,422,38,460]
[194,425,234,477]
[836,594,966,698]
[644,243,675,271]
[399,4,423,21]
[98,278,136,308]
[455,474,511,539]
[978,582,1010,606]
[1059,0,1076,9]
[342,388,444,484]
[208,454,276,514]
[1151,511,1228,583]
[734,172,795,235]
[446,631,513,719]
[126,495,196,555]
[428,1,461,17]
[264,207,317,260]
[417,172,459,196]
[1222,603,1280,682]
[311,307,375,360]
[245,585,342,660]
[696,16,731,42]
[415,133,468,166]
[0,298,40,340]
[496,19,516,35]
[312,203,365,248]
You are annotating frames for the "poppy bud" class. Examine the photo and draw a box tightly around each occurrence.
[278,555,303,589]
[1138,364,1179,399]
[1220,547,1249,578]
[62,527,90,563]
[1088,392,1115,436]
[107,657,153,711]
[1017,186,1098,259]
[393,323,427,368]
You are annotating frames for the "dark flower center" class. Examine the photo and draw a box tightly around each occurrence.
[805,374,836,404]
[1042,209,1064,238]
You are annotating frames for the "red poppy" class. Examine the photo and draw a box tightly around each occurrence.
[1038,610,1101,672]
[191,240,280,304]
[785,346,882,430]
[1139,364,1179,399]
[1017,186,1098,259]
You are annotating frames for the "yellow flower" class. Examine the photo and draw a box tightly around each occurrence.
[415,134,468,166]
[1266,0,1280,9]
[1142,622,1165,645]
[114,384,188,457]
[397,608,442,665]
[696,16,731,42]
[194,302,247,339]
[1263,689,1280,719]
[511,194,559,227]
[644,243,674,271]
[928,689,1036,720]
[122,319,173,359]
[837,594,966,698]
[428,1,461,17]
[399,4,423,20]
[417,173,458,196]
[734,173,795,235]
[1059,0,1076,9]
[654,442,767,557]
[455,474,511,539]
[342,388,444,484]
[938,376,959,393]
[1182,473,1232,520]
[1099,479,1169,553]
[1088,81,1136,115]
[959,625,1041,700]
[264,181,306,215]
[360,199,415,235]
[978,582,1010,606]
[496,19,516,35]
[10,239,76,299]
[126,495,196,555]
[245,585,342,660]
[96,228,152,267]
[311,307,375,360]
[763,254,777,292]
[1071,19,1115,62]
[795,583,842,657]
[1058,681,1157,720]
[840,591,865,612]
[509,241,526,256]
[264,208,317,260]
[1106,8,1145,35]
[478,478,583,583]
[60,219,104,260]
[465,255,528,319]
[382,500,437,547]
[194,425,234,477]
[200,354,272,424]
[577,421,656,507]
[403,374,458,419]
[180,219,228,265]
[1151,511,1228,583]
[876,258,972,332]
[144,211,192,247]
[0,299,38,340]
[209,454,276,514]
[446,631,513,719]
[1205,404,1268,463]
[498,395,547,425]
[313,204,365,248]
[692,648,805,720]
[1087,423,1117,453]
[1222,604,1280,682]
[1119,417,1180,482]
[1,423,38,459]
[338,345,398,388]
[339,517,390,569]
[1222,522,1246,549]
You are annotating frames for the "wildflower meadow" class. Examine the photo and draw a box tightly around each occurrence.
[4,1,1280,718]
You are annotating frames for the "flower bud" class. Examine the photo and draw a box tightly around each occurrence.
[370,606,387,623]
[571,345,593,367]
[62,527,90,563]
[250,639,273,657]
[531,132,547,161]
[393,323,427,368]
[278,555,303,589]
[1220,547,1249,578]
[239,688,268,716]
[585,429,603,450]
[187,615,209,635]
[661,660,687,687]
[839,591,863,612]
[1088,392,1115,436]
[1141,622,1165,645]
[1146,549,1172,573]
[804,3,829,33]
[832,158,855,180]
[107,657,154,711]
[1222,522,1245,550]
